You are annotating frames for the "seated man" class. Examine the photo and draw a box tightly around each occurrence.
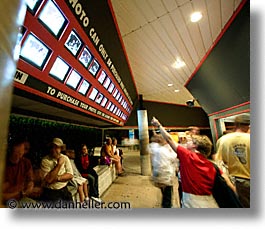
[40,138,73,202]
[2,137,36,207]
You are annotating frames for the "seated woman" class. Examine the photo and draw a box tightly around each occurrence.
[76,144,102,203]
[100,137,123,175]
[64,149,89,203]
[112,137,124,167]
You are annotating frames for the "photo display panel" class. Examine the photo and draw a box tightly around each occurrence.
[65,69,82,89]
[64,30,83,56]
[78,79,90,96]
[16,0,133,126]
[20,33,51,70]
[97,70,106,84]
[122,114,127,121]
[109,104,115,112]
[108,82,115,94]
[112,88,118,97]
[49,56,70,81]
[121,99,124,107]
[118,96,123,103]
[88,59,100,76]
[106,101,112,110]
[115,91,121,100]
[89,88,98,101]
[101,97,108,107]
[38,0,68,38]
[103,77,111,89]
[25,0,42,14]
[79,47,93,68]
[95,93,103,104]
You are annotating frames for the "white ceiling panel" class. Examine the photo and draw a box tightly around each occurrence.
[110,0,244,106]
[206,0,222,41]
[221,0,236,27]
[193,0,213,51]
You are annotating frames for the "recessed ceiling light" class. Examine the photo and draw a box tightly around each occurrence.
[168,83,173,87]
[190,11,202,22]
[172,58,185,69]
[174,89,179,92]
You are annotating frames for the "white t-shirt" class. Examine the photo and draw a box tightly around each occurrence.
[112,145,120,156]
[149,142,178,186]
[41,153,73,189]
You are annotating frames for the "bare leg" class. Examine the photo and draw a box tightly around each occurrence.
[83,181,89,199]
[78,185,85,203]
[112,156,122,174]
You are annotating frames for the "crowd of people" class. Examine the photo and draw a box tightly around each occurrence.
[150,114,250,208]
[1,135,124,207]
[2,114,250,208]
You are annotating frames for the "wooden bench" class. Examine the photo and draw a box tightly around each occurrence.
[67,164,116,201]
[94,165,116,197]
[93,147,102,157]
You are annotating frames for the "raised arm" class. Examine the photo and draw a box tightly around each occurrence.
[151,117,179,154]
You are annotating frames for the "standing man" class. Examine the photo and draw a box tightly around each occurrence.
[149,133,178,208]
[215,114,250,207]
[40,138,73,202]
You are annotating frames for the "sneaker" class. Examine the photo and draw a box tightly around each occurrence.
[118,172,126,176]
[91,196,103,203]
[85,197,90,203]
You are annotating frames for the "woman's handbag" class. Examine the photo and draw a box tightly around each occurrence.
[212,163,243,208]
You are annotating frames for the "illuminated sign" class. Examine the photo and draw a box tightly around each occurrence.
[15,0,132,125]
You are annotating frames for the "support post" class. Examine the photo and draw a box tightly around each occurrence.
[137,95,151,176]
[0,0,26,205]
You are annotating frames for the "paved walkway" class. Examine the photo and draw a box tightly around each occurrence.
[101,148,180,208]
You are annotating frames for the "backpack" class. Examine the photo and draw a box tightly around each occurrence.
[212,163,243,208]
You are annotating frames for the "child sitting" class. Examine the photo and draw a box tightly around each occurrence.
[65,149,89,203]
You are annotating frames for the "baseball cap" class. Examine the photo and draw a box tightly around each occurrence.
[234,114,250,125]
[51,138,64,147]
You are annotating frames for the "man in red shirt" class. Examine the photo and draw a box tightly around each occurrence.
[2,138,35,206]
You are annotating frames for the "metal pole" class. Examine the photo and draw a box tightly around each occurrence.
[137,95,151,176]
[0,0,26,205]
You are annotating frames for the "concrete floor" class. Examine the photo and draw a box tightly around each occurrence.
[101,148,180,208]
